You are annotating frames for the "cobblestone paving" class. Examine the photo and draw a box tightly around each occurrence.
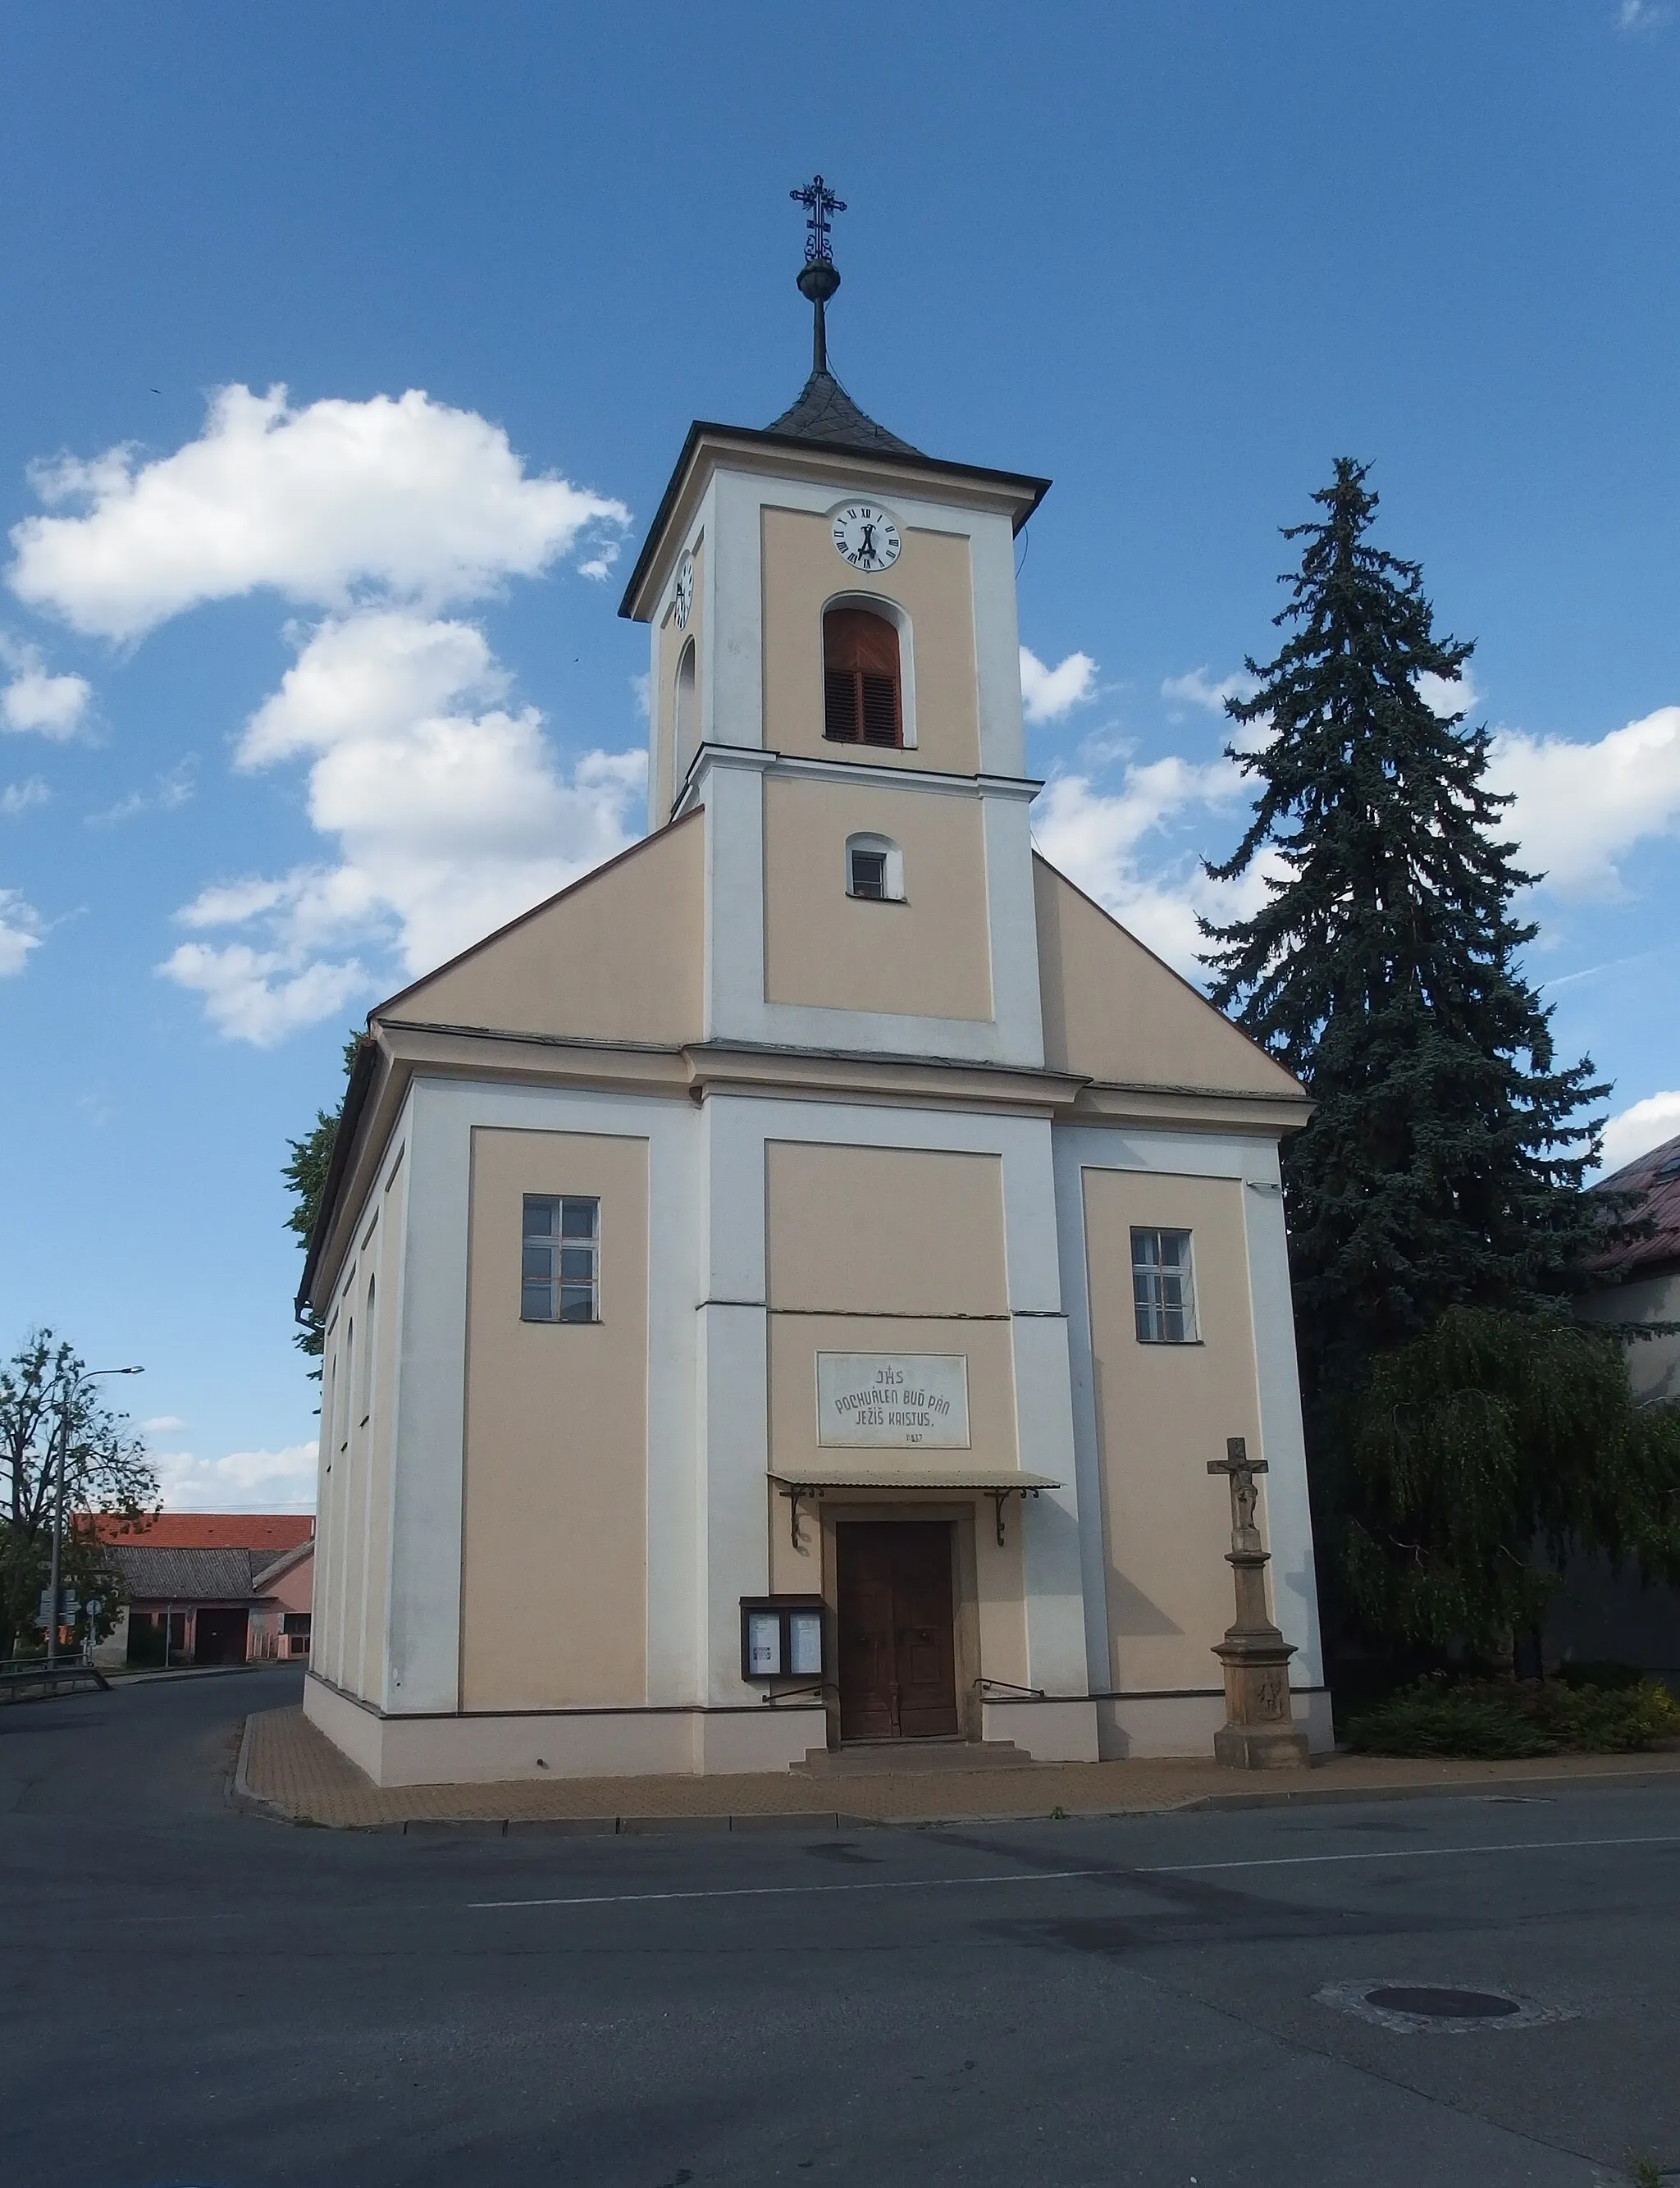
[239,1704,1680,1830]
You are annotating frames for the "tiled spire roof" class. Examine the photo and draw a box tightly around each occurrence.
[764,368,919,456]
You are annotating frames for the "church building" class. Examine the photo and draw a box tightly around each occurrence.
[299,190,1328,1786]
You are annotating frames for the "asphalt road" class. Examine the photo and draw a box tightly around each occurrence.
[2,1670,1677,2187]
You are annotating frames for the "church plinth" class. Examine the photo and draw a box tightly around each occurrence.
[1208,1438,1310,1769]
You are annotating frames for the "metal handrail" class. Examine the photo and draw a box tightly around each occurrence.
[0,1652,110,1701]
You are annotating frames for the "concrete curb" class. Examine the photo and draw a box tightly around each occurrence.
[341,1763,1680,1839]
[234,1702,1680,1835]
[229,1714,296,1825]
[398,1811,888,1837]
[109,1664,258,1688]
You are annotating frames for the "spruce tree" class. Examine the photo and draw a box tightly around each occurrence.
[1202,459,1606,1409]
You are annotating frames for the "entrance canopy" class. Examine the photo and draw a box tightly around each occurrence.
[768,1466,1061,1548]
[768,1466,1061,1491]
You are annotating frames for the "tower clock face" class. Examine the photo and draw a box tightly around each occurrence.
[831,504,900,573]
[673,551,695,629]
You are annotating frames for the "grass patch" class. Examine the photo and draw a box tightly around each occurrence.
[1344,1674,1680,1759]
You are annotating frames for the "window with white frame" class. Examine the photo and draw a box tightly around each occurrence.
[1131,1227,1198,1343]
[522,1194,600,1322]
[846,831,903,901]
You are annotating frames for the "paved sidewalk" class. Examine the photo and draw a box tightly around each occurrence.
[237,1703,1680,1830]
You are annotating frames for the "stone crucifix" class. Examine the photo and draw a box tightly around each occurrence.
[1207,1437,1309,1770]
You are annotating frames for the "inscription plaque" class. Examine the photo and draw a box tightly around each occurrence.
[815,1353,970,1449]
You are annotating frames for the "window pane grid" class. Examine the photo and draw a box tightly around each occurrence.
[522,1194,600,1322]
[1131,1227,1198,1343]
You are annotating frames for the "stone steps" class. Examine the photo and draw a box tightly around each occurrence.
[793,1739,1038,1777]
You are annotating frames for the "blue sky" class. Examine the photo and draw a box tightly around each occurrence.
[2,2,1677,1510]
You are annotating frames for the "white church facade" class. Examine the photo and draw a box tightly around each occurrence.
[299,220,1328,1786]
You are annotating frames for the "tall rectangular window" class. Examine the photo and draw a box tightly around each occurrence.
[522,1194,600,1322]
[1131,1227,1198,1343]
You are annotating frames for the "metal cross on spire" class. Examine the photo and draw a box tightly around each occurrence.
[790,173,846,264]
[788,174,846,375]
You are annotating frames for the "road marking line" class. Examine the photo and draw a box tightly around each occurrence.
[1140,1830,1680,1875]
[468,1829,1680,1910]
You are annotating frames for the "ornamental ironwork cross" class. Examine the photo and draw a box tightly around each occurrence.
[790,173,846,263]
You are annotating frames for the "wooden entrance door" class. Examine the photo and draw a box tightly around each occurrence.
[835,1522,959,1741]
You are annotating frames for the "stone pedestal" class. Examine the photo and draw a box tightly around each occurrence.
[1208,1438,1310,1770]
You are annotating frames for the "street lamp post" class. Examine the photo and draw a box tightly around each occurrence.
[45,1364,143,1667]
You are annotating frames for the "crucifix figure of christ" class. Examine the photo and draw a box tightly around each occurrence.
[1206,1435,1310,1770]
[1208,1435,1264,1551]
[790,173,847,263]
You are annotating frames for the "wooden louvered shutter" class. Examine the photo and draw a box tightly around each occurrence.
[822,609,902,747]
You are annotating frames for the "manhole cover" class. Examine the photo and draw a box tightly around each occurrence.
[1315,1978,1576,2034]
[1365,1986,1520,2019]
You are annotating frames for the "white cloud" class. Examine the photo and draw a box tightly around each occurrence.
[162,940,373,1047]
[0,886,43,975]
[160,610,646,1043]
[139,1415,186,1435]
[1618,0,1669,32]
[1161,665,1257,718]
[0,637,90,738]
[10,385,641,1042]
[1417,670,1480,720]
[1032,750,1271,975]
[1,776,48,817]
[1020,646,1098,724]
[8,383,629,641]
[1030,677,1680,986]
[153,1438,319,1513]
[1488,704,1680,898]
[1600,1090,1680,1173]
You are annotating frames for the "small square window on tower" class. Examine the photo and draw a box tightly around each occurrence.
[1131,1227,1198,1343]
[845,833,902,901]
[522,1194,600,1322]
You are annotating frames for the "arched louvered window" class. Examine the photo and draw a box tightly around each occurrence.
[673,638,697,755]
[823,607,902,747]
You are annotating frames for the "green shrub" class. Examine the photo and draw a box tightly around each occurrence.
[1344,1677,1680,1757]
[1531,1679,1680,1752]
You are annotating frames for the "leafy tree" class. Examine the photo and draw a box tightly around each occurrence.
[283,1035,362,1374]
[1199,459,1664,1660]
[1340,1306,1680,1656]
[0,1331,159,1659]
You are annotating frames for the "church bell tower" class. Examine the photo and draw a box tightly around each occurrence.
[618,176,1053,1070]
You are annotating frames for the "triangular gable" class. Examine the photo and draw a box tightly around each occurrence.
[1033,854,1303,1098]
[378,810,705,1045]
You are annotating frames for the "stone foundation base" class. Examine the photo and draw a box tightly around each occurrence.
[1095,1687,1333,1761]
[1214,1720,1312,1770]
[303,1674,825,1788]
